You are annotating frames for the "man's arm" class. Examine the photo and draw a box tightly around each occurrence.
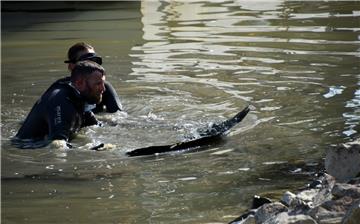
[83,111,99,127]
[47,95,80,142]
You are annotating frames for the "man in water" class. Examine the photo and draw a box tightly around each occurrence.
[13,61,106,148]
[63,42,123,113]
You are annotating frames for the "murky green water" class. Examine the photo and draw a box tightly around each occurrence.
[1,1,359,223]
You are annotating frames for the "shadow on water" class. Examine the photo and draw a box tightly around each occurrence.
[2,1,139,12]
[1,2,141,35]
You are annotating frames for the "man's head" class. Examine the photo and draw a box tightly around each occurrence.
[65,42,102,71]
[71,61,106,104]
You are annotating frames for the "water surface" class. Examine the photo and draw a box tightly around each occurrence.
[2,1,360,223]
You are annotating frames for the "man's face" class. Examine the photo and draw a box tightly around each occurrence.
[81,71,106,104]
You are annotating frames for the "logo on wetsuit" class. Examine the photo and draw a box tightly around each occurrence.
[55,106,62,125]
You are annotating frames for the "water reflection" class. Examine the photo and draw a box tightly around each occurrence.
[134,0,360,140]
[344,76,360,136]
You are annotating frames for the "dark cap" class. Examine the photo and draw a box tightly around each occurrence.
[64,52,102,65]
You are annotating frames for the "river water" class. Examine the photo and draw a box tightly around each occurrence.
[1,1,359,223]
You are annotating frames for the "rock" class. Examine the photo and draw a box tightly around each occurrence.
[251,195,272,209]
[282,191,297,207]
[317,217,343,224]
[322,196,356,212]
[331,183,360,199]
[264,212,317,224]
[348,177,360,185]
[296,189,319,204]
[231,214,255,224]
[307,179,323,189]
[229,210,255,224]
[254,202,288,223]
[229,195,272,223]
[282,191,313,214]
[230,139,360,224]
[291,173,336,208]
[308,206,344,223]
[308,196,357,223]
[342,199,360,224]
[312,173,336,207]
[325,139,360,182]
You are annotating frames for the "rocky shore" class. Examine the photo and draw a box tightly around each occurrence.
[230,139,360,224]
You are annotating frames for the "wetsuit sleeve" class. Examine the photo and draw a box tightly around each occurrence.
[83,111,99,127]
[93,81,123,113]
[46,95,79,141]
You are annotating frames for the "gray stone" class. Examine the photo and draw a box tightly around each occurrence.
[318,217,342,224]
[331,183,360,199]
[348,177,360,185]
[308,206,344,223]
[308,196,358,223]
[342,199,360,224]
[229,211,256,224]
[325,139,360,182]
[255,202,288,223]
[322,196,356,212]
[297,189,319,204]
[252,195,272,209]
[231,139,360,224]
[281,191,313,214]
[312,174,336,207]
[234,214,255,224]
[282,191,297,207]
[264,212,317,224]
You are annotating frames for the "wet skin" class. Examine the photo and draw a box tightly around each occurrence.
[79,71,106,104]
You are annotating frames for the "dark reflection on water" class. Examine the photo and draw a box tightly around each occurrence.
[2,1,360,223]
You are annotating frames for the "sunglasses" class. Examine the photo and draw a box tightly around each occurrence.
[64,53,103,65]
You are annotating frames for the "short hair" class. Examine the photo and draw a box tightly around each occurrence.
[70,61,105,83]
[66,42,94,63]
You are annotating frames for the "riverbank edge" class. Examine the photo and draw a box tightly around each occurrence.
[230,138,360,224]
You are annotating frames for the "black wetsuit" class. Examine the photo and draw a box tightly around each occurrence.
[14,79,98,145]
[93,79,123,113]
[48,77,123,113]
[13,77,122,148]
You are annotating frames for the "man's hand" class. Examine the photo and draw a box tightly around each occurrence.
[90,143,116,151]
[49,140,72,149]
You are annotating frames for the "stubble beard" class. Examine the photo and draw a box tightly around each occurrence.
[83,82,103,104]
